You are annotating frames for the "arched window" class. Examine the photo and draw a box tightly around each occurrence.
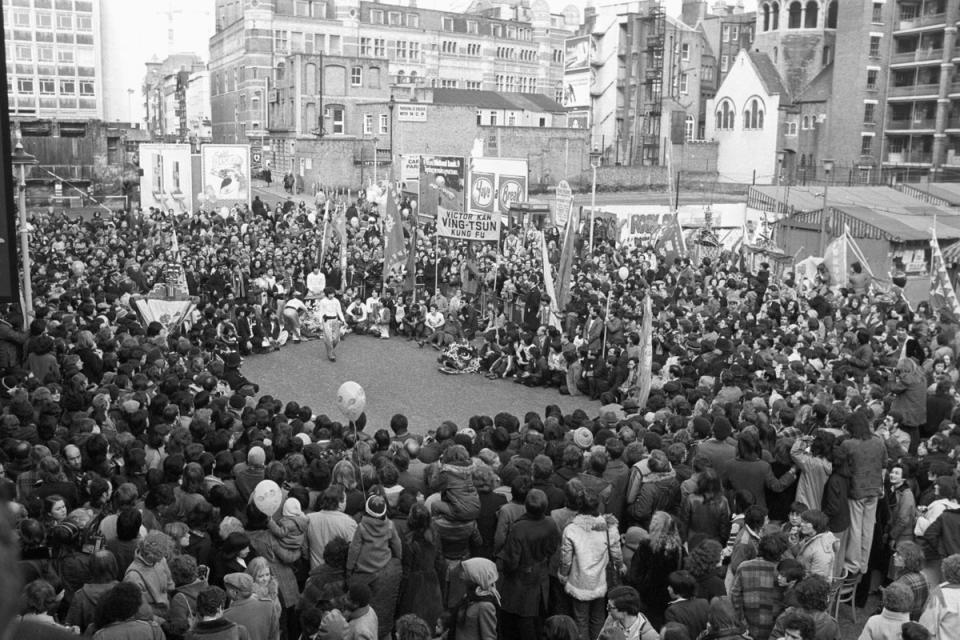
[804,1,819,27]
[685,115,696,141]
[802,115,810,129]
[276,61,285,82]
[762,3,771,31]
[826,0,837,27]
[716,99,735,130]
[788,1,802,28]
[772,2,780,28]
[744,97,765,129]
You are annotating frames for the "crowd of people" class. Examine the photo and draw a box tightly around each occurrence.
[0,186,959,640]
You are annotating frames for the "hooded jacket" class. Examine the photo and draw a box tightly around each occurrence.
[559,513,622,601]
[794,531,837,578]
[346,515,402,574]
[922,507,960,559]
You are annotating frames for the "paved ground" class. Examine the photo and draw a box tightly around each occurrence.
[241,332,595,434]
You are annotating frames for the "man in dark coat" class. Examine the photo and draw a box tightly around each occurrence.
[523,278,542,333]
[497,489,561,640]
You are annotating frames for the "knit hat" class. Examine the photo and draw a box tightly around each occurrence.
[573,427,594,450]
[365,494,387,519]
[282,497,303,518]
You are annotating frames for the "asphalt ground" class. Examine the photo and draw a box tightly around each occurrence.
[241,331,596,434]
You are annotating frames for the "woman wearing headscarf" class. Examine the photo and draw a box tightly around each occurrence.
[452,558,500,640]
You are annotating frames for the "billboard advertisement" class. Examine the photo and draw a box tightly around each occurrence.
[418,155,465,218]
[200,144,251,210]
[564,36,592,72]
[469,157,529,217]
[139,143,194,215]
[400,154,421,197]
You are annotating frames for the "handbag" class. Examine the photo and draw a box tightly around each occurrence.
[604,525,622,588]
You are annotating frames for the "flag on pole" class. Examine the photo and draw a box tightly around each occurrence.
[634,294,654,411]
[382,183,408,285]
[654,213,686,261]
[404,212,419,294]
[540,234,562,330]
[555,205,581,312]
[319,199,332,265]
[931,228,960,323]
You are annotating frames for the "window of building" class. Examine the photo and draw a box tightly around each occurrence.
[730,25,739,41]
[467,20,478,34]
[330,105,344,134]
[722,24,730,40]
[409,42,420,61]
[59,78,75,94]
[360,37,371,56]
[715,99,735,130]
[329,35,341,54]
[291,32,304,53]
[762,3,771,31]
[743,97,764,129]
[507,112,516,126]
[720,55,729,72]
[863,103,875,124]
[17,78,32,93]
[35,12,52,28]
[492,24,502,38]
[379,113,388,134]
[507,26,516,39]
[685,115,696,140]
[388,11,401,25]
[274,30,288,53]
[680,73,688,94]
[395,41,407,60]
[38,78,54,94]
[869,35,881,57]
[363,114,373,135]
[57,48,74,63]
[860,134,873,155]
[406,14,419,28]
[56,12,72,29]
[374,38,385,57]
[15,44,30,60]
[466,80,481,90]
[788,1,802,28]
[442,16,454,31]
[785,121,798,135]
[805,1,818,27]
[77,14,91,30]
[489,111,497,125]
[802,115,811,129]
[872,2,883,23]
[477,110,483,125]
[866,68,879,89]
[370,9,384,24]
[826,0,838,27]
[772,2,780,28]
[351,66,362,87]
[702,65,714,81]
[681,43,690,60]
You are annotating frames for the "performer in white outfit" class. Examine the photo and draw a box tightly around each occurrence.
[282,296,307,343]
[317,287,346,361]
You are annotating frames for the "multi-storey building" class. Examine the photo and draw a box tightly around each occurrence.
[567,0,706,166]
[881,0,960,179]
[4,0,103,121]
[208,0,577,145]
[143,54,208,144]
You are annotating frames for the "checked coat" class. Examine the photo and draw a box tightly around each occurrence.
[729,557,784,640]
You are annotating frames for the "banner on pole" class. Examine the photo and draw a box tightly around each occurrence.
[435,208,500,241]
[555,180,573,227]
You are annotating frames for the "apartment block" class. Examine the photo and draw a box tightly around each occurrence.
[208,0,577,145]
[143,54,210,146]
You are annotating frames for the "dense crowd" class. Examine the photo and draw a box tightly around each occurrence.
[0,189,958,640]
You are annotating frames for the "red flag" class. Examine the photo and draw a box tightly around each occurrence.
[931,229,960,323]
[382,183,408,285]
[555,205,581,312]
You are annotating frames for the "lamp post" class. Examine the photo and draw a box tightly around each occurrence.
[11,127,37,328]
[818,158,834,256]
[588,148,602,253]
[388,94,396,180]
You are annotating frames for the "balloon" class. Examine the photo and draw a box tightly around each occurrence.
[409,199,418,210]
[337,381,366,422]
[618,266,629,281]
[350,216,360,229]
[252,479,282,516]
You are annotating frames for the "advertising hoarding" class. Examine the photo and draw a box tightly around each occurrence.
[418,156,465,218]
[139,143,194,215]
[200,144,251,210]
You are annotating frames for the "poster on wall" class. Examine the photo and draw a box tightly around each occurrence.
[469,157,529,218]
[200,144,251,210]
[139,144,194,215]
[400,154,421,198]
[564,36,591,72]
[418,156,465,218]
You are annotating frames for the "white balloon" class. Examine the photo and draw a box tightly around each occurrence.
[337,381,366,422]
[252,479,283,516]
[618,266,629,281]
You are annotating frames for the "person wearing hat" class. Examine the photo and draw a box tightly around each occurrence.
[452,558,500,640]
[222,572,278,640]
[345,494,402,594]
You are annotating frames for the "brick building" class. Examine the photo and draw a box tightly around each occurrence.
[208,0,578,145]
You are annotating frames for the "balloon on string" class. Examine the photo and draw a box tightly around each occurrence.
[618,266,629,281]
[252,479,283,516]
[409,199,418,210]
[337,381,366,421]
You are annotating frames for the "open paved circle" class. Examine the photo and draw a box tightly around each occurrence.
[242,335,597,434]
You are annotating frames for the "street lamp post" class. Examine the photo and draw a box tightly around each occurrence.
[818,159,835,256]
[588,148,602,254]
[388,94,396,181]
[11,127,36,328]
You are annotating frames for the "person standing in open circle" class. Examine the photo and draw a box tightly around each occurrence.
[317,287,346,362]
